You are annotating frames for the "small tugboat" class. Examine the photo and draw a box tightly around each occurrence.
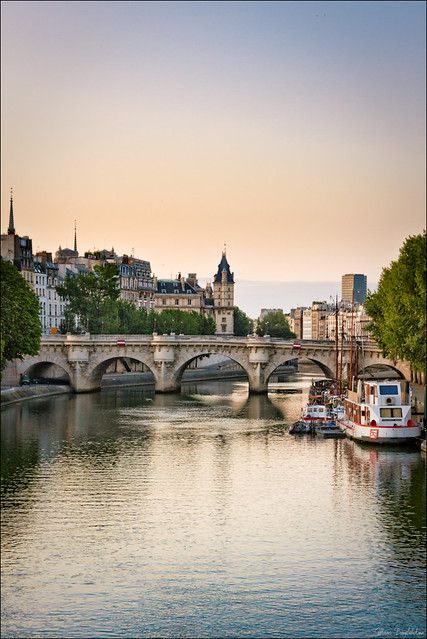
[289,403,328,435]
[337,380,421,444]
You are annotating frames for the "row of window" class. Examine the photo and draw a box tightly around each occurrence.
[39,302,64,317]
[161,298,194,306]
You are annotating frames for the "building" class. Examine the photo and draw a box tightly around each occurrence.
[154,274,205,312]
[1,195,66,334]
[289,307,306,339]
[341,274,367,304]
[35,252,67,333]
[152,251,235,334]
[119,255,155,309]
[213,251,234,334]
[1,194,35,290]
[302,308,312,340]
[310,301,330,340]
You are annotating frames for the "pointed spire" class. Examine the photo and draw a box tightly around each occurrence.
[74,220,78,254]
[214,248,234,283]
[8,188,15,235]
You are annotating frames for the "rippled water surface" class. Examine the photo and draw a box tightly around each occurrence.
[1,376,426,638]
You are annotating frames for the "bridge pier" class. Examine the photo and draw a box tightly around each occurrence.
[69,362,101,393]
[248,363,268,394]
[154,362,181,393]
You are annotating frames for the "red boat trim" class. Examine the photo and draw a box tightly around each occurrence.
[337,419,414,430]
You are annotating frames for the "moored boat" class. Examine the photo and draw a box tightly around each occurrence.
[289,420,314,434]
[337,380,421,444]
[302,403,329,423]
[314,420,345,438]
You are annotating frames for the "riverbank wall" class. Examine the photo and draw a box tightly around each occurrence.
[1,384,73,406]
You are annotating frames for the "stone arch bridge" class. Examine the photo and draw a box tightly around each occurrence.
[10,334,413,394]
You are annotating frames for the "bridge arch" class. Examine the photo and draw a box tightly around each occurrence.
[21,360,71,384]
[86,352,158,389]
[171,350,251,392]
[264,354,335,386]
[17,353,73,385]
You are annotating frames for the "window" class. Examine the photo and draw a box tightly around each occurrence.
[380,408,403,418]
[188,299,192,305]
[379,385,399,395]
[175,299,179,305]
[162,299,166,305]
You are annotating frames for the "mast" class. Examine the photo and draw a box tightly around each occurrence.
[335,295,339,391]
[339,311,344,396]
[349,290,355,390]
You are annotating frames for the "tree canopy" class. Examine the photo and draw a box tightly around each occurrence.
[233,307,253,336]
[256,310,295,338]
[56,263,120,333]
[1,259,41,371]
[365,232,426,372]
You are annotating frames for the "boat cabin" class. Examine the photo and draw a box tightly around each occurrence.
[303,404,328,420]
[344,380,412,427]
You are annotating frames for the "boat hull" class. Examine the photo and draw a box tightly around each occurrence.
[338,419,421,445]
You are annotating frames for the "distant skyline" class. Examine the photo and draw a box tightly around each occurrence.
[1,1,425,283]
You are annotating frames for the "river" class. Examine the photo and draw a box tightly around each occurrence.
[1,375,426,638]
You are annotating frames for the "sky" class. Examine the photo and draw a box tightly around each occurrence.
[1,1,426,292]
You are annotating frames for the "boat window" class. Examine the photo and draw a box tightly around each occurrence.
[380,408,402,418]
[379,385,399,395]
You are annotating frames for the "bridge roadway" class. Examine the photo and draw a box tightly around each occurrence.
[12,333,412,394]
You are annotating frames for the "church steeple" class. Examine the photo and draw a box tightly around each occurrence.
[74,220,78,254]
[8,188,15,235]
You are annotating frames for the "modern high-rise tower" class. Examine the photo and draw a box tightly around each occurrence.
[341,274,367,304]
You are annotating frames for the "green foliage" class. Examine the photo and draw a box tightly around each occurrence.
[365,232,426,372]
[151,309,216,335]
[256,310,296,338]
[56,263,120,333]
[0,259,41,371]
[233,307,253,336]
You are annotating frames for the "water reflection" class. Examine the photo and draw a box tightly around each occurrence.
[1,378,425,638]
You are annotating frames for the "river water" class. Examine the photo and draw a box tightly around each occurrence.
[1,375,426,638]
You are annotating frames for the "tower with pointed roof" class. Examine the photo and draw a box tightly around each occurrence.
[1,188,21,268]
[213,250,234,334]
[8,190,15,235]
[74,220,78,255]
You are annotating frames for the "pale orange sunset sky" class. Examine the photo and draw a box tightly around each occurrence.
[1,1,425,285]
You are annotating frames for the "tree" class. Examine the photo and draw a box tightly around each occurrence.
[256,310,295,338]
[151,309,216,335]
[233,307,253,336]
[0,259,41,371]
[365,232,426,372]
[56,263,120,333]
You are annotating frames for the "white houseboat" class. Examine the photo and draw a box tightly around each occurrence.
[337,380,421,444]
